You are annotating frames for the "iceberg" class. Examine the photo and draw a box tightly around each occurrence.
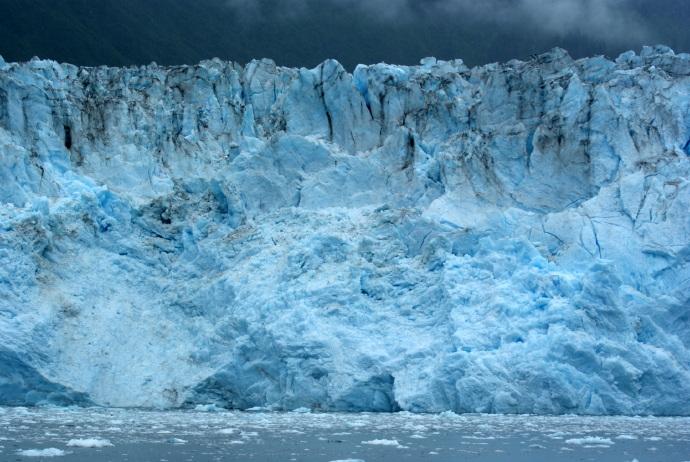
[0,46,689,414]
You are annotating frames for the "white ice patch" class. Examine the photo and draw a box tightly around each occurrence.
[17,448,67,457]
[66,438,113,448]
[564,436,614,446]
[166,438,187,444]
[291,407,311,413]
[194,404,223,412]
[361,439,406,448]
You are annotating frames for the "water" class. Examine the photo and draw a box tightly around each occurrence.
[1,407,689,461]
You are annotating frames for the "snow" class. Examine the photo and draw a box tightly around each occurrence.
[0,46,689,414]
[65,438,113,448]
[16,448,67,457]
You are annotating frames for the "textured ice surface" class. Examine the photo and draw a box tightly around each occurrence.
[0,46,689,414]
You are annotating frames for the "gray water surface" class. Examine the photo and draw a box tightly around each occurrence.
[1,407,689,461]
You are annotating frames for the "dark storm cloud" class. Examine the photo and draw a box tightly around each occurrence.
[224,0,651,44]
[0,0,687,68]
[436,0,651,43]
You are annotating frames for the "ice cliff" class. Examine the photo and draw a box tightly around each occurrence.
[1,46,689,415]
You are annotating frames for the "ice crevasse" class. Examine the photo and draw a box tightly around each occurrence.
[0,46,689,415]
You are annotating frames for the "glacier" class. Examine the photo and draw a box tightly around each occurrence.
[0,45,689,415]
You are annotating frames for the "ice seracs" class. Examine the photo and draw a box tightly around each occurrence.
[0,45,689,415]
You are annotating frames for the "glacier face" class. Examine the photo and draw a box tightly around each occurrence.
[0,46,689,415]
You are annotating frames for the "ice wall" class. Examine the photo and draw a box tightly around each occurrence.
[0,46,689,414]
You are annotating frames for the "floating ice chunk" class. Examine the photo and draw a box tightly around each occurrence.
[17,448,67,457]
[291,407,311,413]
[361,439,406,448]
[329,459,365,462]
[166,438,187,444]
[217,428,236,435]
[246,407,271,412]
[194,404,224,412]
[564,436,614,446]
[616,434,638,440]
[66,438,113,448]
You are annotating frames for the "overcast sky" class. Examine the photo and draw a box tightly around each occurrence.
[227,0,652,42]
[0,0,688,68]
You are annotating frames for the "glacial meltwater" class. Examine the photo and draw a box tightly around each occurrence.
[2,407,689,462]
